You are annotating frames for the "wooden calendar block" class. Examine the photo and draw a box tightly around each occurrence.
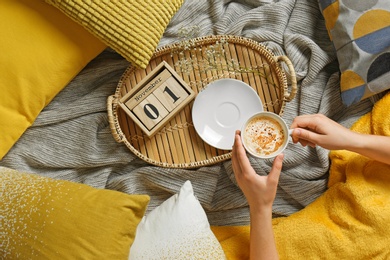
[153,77,189,112]
[132,94,169,130]
[124,69,171,110]
[118,61,195,137]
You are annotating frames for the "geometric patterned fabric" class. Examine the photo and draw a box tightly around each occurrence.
[318,0,390,106]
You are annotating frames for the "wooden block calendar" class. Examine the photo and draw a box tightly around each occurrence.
[118,61,195,137]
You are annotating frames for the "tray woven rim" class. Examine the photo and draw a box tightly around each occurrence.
[107,35,297,168]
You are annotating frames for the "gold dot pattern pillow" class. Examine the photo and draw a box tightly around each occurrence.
[45,0,184,69]
[318,0,390,106]
[0,167,150,259]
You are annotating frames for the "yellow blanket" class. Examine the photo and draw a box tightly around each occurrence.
[212,92,390,259]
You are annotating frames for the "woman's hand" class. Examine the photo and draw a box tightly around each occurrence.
[232,130,282,260]
[291,114,390,165]
[232,130,284,213]
[290,114,358,150]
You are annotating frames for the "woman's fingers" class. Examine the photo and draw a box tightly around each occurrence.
[234,132,255,178]
[232,131,241,176]
[290,114,324,132]
[292,128,319,147]
[267,154,283,187]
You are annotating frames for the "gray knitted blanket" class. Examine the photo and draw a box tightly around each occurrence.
[0,0,377,225]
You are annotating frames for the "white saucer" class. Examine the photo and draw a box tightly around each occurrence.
[192,78,263,150]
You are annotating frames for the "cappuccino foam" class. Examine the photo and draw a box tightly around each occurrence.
[243,116,285,156]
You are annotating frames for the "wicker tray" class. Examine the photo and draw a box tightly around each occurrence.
[107,35,297,168]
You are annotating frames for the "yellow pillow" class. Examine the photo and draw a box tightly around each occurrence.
[0,0,106,160]
[0,166,150,259]
[45,0,184,69]
[211,225,250,260]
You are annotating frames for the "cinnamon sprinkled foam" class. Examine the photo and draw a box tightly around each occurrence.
[243,116,285,156]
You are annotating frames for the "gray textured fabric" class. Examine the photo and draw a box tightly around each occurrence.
[0,0,376,225]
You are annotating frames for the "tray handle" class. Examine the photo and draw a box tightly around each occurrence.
[107,95,125,143]
[275,55,297,102]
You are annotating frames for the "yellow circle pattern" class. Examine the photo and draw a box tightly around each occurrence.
[354,10,390,39]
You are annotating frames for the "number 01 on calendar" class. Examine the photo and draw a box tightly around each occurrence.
[118,61,196,137]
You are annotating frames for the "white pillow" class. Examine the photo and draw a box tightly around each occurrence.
[129,180,226,259]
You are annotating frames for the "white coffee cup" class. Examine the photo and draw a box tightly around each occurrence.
[241,111,292,159]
